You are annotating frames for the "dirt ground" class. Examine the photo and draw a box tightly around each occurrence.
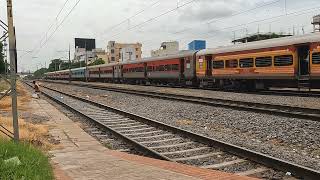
[0,81,69,179]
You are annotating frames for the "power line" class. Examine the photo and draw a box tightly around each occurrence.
[56,0,71,20]
[181,6,320,44]
[173,0,282,35]
[122,0,283,49]
[140,6,320,53]
[32,0,82,56]
[108,0,198,39]
[97,0,162,38]
[38,0,71,49]
[19,0,74,59]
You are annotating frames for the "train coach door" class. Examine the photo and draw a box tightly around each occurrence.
[180,58,185,80]
[297,45,310,76]
[205,55,212,76]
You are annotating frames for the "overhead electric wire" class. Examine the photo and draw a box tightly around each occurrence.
[39,0,71,48]
[32,0,82,56]
[108,0,199,39]
[173,0,282,34]
[140,5,320,53]
[135,0,284,49]
[19,0,75,59]
[97,0,162,37]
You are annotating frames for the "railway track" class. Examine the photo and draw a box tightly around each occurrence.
[44,80,320,122]
[26,82,320,179]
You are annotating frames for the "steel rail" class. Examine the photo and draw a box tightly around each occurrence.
[24,82,170,161]
[45,80,320,122]
[28,82,320,179]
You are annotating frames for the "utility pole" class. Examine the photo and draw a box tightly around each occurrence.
[6,0,19,141]
[68,44,71,82]
[85,41,88,82]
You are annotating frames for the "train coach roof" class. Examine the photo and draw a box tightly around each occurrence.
[119,50,197,65]
[45,67,86,75]
[198,33,320,56]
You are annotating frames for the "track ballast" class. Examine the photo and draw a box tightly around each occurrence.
[26,82,320,179]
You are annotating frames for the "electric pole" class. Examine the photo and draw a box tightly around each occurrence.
[68,44,71,82]
[6,0,19,141]
[85,41,88,82]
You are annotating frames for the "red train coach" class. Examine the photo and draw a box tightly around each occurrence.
[144,51,197,85]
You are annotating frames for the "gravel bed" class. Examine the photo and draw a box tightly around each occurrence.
[257,170,287,180]
[152,143,203,153]
[126,131,165,138]
[219,161,258,173]
[133,135,176,142]
[165,148,217,159]
[44,83,320,171]
[141,139,186,147]
[184,154,236,166]
[39,90,140,155]
[54,80,320,109]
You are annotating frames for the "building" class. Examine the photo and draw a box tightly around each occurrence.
[74,48,107,65]
[120,47,136,62]
[92,48,107,62]
[74,38,97,64]
[106,41,142,63]
[188,40,206,50]
[312,14,320,32]
[74,47,95,64]
[151,41,179,57]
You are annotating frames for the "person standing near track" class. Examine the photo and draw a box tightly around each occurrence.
[33,81,41,98]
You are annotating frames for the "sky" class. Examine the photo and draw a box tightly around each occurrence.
[0,0,319,72]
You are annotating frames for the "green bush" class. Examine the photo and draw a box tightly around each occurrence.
[0,139,53,180]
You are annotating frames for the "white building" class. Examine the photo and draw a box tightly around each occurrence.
[120,47,136,62]
[74,47,95,64]
[74,48,106,64]
[151,41,179,57]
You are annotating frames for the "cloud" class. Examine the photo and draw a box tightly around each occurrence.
[178,2,234,22]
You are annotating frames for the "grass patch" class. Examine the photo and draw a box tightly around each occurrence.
[0,117,53,151]
[0,79,10,92]
[0,81,30,111]
[0,139,54,180]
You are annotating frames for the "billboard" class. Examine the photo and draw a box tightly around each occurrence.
[75,38,96,51]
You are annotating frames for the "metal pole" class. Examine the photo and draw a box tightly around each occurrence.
[85,41,88,82]
[69,44,71,82]
[6,0,19,141]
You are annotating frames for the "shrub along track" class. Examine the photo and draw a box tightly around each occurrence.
[25,82,320,179]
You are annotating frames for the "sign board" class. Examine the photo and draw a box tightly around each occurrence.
[75,38,96,51]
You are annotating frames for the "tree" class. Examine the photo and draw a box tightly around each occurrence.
[0,43,5,74]
[48,59,63,72]
[88,58,105,66]
[232,33,292,43]
[33,68,48,78]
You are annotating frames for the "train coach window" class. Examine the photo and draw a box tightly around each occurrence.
[226,60,238,68]
[159,65,165,71]
[147,66,153,71]
[172,64,179,71]
[212,60,224,69]
[239,58,254,68]
[312,52,320,64]
[255,57,272,67]
[165,65,173,71]
[274,55,293,66]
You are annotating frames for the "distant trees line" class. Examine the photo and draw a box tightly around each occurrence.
[33,58,105,78]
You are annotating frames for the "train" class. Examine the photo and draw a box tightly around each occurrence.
[45,33,320,90]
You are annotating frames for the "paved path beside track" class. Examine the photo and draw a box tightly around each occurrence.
[29,96,257,180]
